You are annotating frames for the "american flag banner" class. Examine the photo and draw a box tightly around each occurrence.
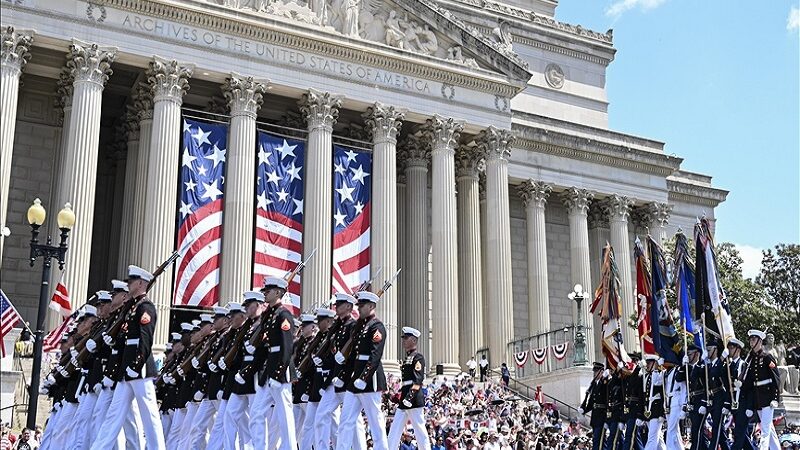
[174,117,228,307]
[331,145,372,295]
[253,132,305,313]
[1,289,23,357]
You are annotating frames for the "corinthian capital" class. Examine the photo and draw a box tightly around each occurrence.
[223,73,268,118]
[399,132,430,169]
[147,56,193,102]
[299,88,342,131]
[561,187,594,215]
[649,202,672,227]
[517,180,551,209]
[363,102,405,143]
[134,82,154,121]
[424,114,463,153]
[455,144,484,178]
[67,39,117,85]
[1,27,33,73]
[478,125,513,161]
[604,194,634,221]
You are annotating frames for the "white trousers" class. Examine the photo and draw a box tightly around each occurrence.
[92,387,143,450]
[224,393,253,450]
[52,401,78,450]
[335,392,388,450]
[206,399,228,450]
[189,399,218,450]
[315,387,366,450]
[300,402,318,450]
[757,406,780,450]
[388,408,431,450]
[39,406,61,450]
[71,392,99,450]
[666,390,686,450]
[177,402,199,450]
[161,411,173,445]
[167,407,186,450]
[250,381,297,450]
[645,417,666,450]
[90,378,166,450]
[294,403,306,444]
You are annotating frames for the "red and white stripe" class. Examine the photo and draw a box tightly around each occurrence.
[174,199,224,307]
[253,210,303,313]
[332,204,371,295]
[49,278,71,318]
[43,315,74,353]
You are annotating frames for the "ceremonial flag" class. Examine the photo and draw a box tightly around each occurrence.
[174,117,228,307]
[49,276,71,318]
[253,132,305,313]
[694,218,736,344]
[647,236,680,365]
[0,290,23,357]
[43,311,78,353]
[634,238,656,356]
[674,230,702,349]
[591,243,634,371]
[331,145,372,295]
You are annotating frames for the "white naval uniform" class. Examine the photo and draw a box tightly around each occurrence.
[189,398,219,450]
[388,407,431,450]
[335,391,388,450]
[314,385,367,450]
[665,367,686,450]
[250,376,297,450]
[90,377,165,450]
[223,393,253,450]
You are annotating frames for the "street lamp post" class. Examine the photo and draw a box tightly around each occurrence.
[26,198,75,429]
[568,284,587,366]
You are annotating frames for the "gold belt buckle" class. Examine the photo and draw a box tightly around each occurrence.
[624,407,630,414]
[644,410,651,419]
[731,401,739,410]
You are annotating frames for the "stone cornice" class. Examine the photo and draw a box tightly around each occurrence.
[511,123,682,177]
[87,0,528,98]
[667,177,728,208]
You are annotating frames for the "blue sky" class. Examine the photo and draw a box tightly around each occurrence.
[554,1,800,277]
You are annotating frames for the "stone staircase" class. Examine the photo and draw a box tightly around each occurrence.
[11,356,53,430]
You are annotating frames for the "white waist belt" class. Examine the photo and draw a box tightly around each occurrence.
[243,355,254,362]
[755,379,772,386]
[402,380,413,386]
[651,394,662,400]
[111,349,118,355]
[125,338,139,345]
[357,355,369,361]
[269,346,280,353]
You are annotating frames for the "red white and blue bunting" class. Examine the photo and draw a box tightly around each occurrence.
[512,343,571,368]
[552,342,569,360]
[532,347,548,365]
[513,351,529,367]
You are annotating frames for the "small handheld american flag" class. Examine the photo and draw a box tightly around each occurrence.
[0,289,23,357]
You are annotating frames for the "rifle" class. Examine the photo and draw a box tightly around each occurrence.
[220,318,255,370]
[339,269,402,360]
[173,333,215,379]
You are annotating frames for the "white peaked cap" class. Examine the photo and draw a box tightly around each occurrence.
[96,290,112,302]
[355,291,380,304]
[111,280,129,292]
[643,354,659,362]
[300,314,316,324]
[402,327,421,338]
[213,306,228,316]
[170,332,182,342]
[243,290,265,303]
[334,293,356,304]
[316,307,336,318]
[180,322,194,332]
[747,329,766,340]
[227,302,245,313]
[127,265,153,282]
[262,277,288,290]
[82,305,98,317]
[199,314,214,324]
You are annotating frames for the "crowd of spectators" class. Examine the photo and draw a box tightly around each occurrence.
[0,423,41,450]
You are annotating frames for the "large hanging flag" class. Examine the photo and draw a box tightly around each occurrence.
[647,236,680,365]
[253,132,305,313]
[0,290,23,357]
[674,230,702,349]
[634,238,656,356]
[49,276,71,318]
[174,117,228,307]
[591,243,634,371]
[331,145,372,295]
[694,218,736,344]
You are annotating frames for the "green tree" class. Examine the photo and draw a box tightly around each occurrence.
[757,244,800,345]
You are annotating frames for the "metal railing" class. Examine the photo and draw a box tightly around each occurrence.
[487,367,582,423]
[507,327,579,378]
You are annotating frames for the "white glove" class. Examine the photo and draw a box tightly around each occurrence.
[722,349,729,359]
[617,361,624,369]
[102,376,114,388]
[313,356,323,367]
[301,393,309,402]
[245,343,256,355]
[635,419,644,427]
[603,423,609,431]
[679,410,687,419]
[333,377,344,388]
[334,351,345,365]
[657,358,665,366]
[70,347,79,358]
[208,363,218,373]
[770,400,779,408]
[86,339,97,353]
[234,373,246,385]
[722,407,730,415]
[577,407,584,415]
[402,398,413,408]
[177,367,185,377]
[93,383,103,395]
[191,357,200,369]
[734,380,742,389]
[165,375,176,385]
[58,367,69,378]
[218,360,227,371]
[70,357,79,367]
[268,378,281,389]
[319,389,326,397]
[194,391,204,401]
[353,378,367,390]
[698,406,707,415]
[603,369,610,378]
[638,360,646,369]
[126,367,139,378]
[745,409,753,418]
[701,350,708,361]
[682,355,689,365]
[39,386,49,395]
[102,333,113,346]
[46,374,56,386]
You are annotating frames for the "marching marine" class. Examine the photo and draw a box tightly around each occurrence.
[622,353,645,450]
[743,329,781,450]
[642,354,666,450]
[579,362,608,450]
[387,326,431,450]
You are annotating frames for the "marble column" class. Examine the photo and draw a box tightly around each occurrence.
[299,89,342,308]
[140,57,193,345]
[649,202,672,245]
[117,108,140,275]
[424,115,462,375]
[455,145,484,365]
[562,187,595,360]
[57,40,116,302]
[219,74,267,301]
[129,83,154,266]
[396,158,407,334]
[517,180,552,336]
[364,103,404,370]
[479,175,489,354]
[0,27,33,263]
[605,194,637,348]
[402,133,430,359]
[480,126,515,367]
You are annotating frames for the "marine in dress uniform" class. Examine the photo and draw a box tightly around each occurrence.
[665,354,688,450]
[642,354,666,450]
[622,353,645,450]
[299,307,336,450]
[159,331,185,440]
[387,327,431,450]
[222,290,264,450]
[685,344,708,450]
[334,290,389,450]
[706,339,732,450]
[244,277,297,450]
[606,368,626,450]
[292,314,318,446]
[164,322,199,450]
[91,265,166,450]
[39,334,71,450]
[726,338,756,450]
[175,314,216,450]
[579,362,608,450]
[743,329,780,450]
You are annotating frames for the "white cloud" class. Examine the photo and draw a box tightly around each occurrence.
[734,244,764,280]
[788,6,800,32]
[605,0,668,18]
